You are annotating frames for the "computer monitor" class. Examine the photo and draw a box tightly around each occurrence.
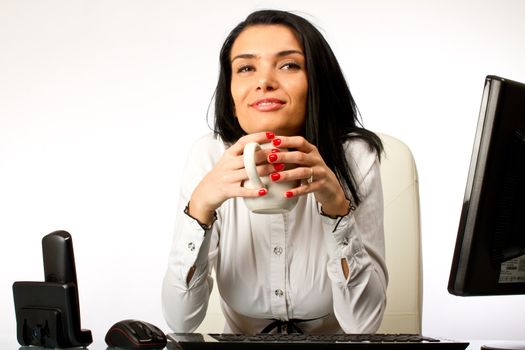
[448,75,525,296]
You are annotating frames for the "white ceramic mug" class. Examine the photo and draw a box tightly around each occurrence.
[243,142,299,214]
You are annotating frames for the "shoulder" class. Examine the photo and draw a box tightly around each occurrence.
[343,135,380,188]
[343,135,379,168]
[179,133,227,195]
[188,132,227,162]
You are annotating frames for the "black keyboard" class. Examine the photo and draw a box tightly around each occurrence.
[167,333,469,350]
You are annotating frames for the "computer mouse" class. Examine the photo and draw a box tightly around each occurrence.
[105,319,167,349]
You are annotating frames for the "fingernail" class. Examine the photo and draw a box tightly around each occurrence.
[270,173,280,181]
[272,138,282,146]
[273,163,285,171]
[266,132,275,139]
[258,188,267,196]
[268,153,278,163]
[285,191,294,198]
[271,148,280,153]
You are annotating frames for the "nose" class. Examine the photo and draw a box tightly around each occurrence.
[256,67,278,92]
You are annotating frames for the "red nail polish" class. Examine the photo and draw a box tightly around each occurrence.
[273,163,285,171]
[271,148,280,153]
[270,173,280,181]
[272,138,282,146]
[258,188,267,196]
[266,132,275,139]
[285,191,294,198]
[268,153,278,163]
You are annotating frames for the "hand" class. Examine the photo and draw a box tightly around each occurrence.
[188,131,276,225]
[266,135,350,217]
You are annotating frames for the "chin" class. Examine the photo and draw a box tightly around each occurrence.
[240,121,303,137]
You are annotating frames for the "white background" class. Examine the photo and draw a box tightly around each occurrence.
[1,0,525,343]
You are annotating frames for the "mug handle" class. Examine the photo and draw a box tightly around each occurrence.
[243,142,265,189]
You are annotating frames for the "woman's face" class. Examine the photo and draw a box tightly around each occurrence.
[230,24,308,136]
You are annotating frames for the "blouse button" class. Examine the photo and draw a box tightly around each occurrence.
[188,242,196,251]
[274,289,284,297]
[273,246,283,255]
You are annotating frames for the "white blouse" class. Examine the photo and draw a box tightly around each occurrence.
[162,132,388,334]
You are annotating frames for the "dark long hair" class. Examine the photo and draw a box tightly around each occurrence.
[213,9,382,205]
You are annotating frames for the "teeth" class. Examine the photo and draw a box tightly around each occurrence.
[257,101,279,106]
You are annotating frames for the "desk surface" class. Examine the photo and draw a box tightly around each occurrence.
[3,336,522,350]
[0,338,477,350]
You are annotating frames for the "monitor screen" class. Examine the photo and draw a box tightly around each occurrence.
[448,75,525,296]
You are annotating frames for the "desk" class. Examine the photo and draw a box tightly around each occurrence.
[0,336,171,350]
[0,338,157,350]
[1,336,521,350]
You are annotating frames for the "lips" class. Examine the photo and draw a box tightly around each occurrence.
[250,98,286,112]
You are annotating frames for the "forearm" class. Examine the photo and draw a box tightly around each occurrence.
[318,190,351,218]
[188,186,219,227]
[323,217,386,327]
[322,154,387,332]
[331,260,387,333]
[162,263,213,332]
[161,201,216,331]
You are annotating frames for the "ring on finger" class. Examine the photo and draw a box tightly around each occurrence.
[307,167,314,184]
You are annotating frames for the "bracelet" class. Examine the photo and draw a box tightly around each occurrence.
[319,199,356,219]
[184,202,217,231]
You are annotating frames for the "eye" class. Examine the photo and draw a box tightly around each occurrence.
[280,61,302,71]
[236,64,255,73]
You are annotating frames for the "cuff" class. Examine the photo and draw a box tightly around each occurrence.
[319,200,356,232]
[179,204,215,271]
[184,202,217,231]
[322,213,363,258]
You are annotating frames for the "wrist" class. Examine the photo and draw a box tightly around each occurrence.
[187,200,217,228]
[320,196,356,219]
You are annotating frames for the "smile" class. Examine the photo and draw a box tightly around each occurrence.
[250,98,286,112]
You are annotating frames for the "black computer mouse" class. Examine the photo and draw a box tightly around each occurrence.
[105,319,167,349]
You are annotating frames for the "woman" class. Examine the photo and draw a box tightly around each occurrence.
[162,9,387,335]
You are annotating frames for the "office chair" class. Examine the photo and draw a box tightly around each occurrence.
[196,133,422,334]
[376,133,422,333]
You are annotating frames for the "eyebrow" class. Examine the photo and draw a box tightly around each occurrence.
[231,49,304,63]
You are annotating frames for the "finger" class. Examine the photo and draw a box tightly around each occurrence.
[253,147,274,165]
[228,131,276,155]
[231,185,269,198]
[225,164,275,184]
[223,145,272,172]
[282,181,321,199]
[255,163,275,177]
[222,168,252,183]
[266,149,313,168]
[306,166,315,185]
[271,135,317,153]
[270,166,318,184]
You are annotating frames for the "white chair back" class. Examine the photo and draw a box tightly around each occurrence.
[376,133,422,333]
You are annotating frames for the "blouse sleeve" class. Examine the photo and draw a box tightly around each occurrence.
[321,139,388,333]
[161,134,222,332]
